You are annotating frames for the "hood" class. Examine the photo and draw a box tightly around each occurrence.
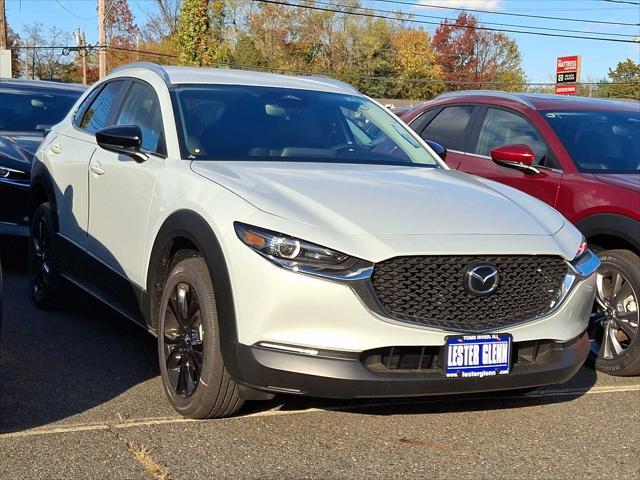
[191,161,565,236]
[593,173,640,193]
[0,133,42,172]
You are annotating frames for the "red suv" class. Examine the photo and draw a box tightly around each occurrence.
[402,92,640,376]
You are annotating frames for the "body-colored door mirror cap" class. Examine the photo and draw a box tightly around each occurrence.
[426,140,447,161]
[491,144,540,175]
[95,125,148,163]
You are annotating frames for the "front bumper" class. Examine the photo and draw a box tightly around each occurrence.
[236,331,590,398]
[227,238,598,350]
[223,226,598,397]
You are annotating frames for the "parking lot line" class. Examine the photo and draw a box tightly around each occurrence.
[2,384,638,440]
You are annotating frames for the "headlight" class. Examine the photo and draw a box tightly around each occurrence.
[234,222,372,281]
[0,166,29,182]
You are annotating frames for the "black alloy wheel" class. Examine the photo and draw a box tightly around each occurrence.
[588,249,640,376]
[163,282,204,398]
[29,203,64,308]
[158,255,243,418]
[31,215,52,297]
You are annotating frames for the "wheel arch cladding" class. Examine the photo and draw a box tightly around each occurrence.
[576,213,640,255]
[146,210,242,379]
[30,162,58,225]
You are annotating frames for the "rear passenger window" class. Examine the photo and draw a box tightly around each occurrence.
[79,80,125,133]
[73,86,102,129]
[421,106,474,152]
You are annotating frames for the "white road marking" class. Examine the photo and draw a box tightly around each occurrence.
[1,384,638,439]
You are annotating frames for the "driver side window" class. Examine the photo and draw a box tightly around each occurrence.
[116,82,166,156]
[475,108,550,166]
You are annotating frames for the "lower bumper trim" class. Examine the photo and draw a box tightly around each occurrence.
[236,332,589,399]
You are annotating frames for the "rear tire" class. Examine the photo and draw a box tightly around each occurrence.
[587,249,640,376]
[29,202,66,309]
[158,255,244,419]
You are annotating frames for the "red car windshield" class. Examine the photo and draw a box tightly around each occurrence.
[542,109,640,173]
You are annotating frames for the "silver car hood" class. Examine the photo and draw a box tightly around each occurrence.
[191,161,565,236]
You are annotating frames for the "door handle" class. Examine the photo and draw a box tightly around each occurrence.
[90,161,105,176]
[50,144,62,155]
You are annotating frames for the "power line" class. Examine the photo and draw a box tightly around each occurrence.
[107,47,637,86]
[251,0,640,43]
[10,44,637,87]
[311,0,637,38]
[600,0,640,5]
[376,0,640,26]
[109,44,178,58]
[53,0,97,20]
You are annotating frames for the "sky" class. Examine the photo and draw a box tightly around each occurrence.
[3,0,640,83]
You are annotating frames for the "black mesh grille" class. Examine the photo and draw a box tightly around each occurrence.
[371,255,567,332]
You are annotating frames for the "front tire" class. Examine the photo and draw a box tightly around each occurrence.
[158,256,244,419]
[29,202,65,309]
[588,249,640,376]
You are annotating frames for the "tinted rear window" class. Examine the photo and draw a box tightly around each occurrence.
[421,105,474,152]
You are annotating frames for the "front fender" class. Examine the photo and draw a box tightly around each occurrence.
[145,210,242,380]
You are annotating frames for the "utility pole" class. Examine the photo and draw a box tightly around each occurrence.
[75,28,87,85]
[98,0,107,79]
[24,41,28,78]
[0,0,7,49]
[0,0,10,78]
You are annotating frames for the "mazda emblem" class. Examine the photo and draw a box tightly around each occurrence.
[464,263,499,296]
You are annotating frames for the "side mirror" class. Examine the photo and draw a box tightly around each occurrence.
[490,144,539,175]
[95,125,148,163]
[426,140,447,161]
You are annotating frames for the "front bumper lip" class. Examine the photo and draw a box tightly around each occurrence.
[236,331,589,399]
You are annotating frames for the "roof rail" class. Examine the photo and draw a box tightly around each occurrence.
[111,62,172,86]
[434,90,534,109]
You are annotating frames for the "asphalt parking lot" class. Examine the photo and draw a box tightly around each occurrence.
[1,243,639,480]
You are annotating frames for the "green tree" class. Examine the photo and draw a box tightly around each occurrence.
[391,29,444,99]
[604,59,640,99]
[176,0,212,66]
[492,36,526,92]
[343,17,396,98]
[232,33,268,68]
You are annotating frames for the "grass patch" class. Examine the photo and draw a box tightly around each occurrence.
[127,441,171,480]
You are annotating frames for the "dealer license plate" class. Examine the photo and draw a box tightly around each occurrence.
[445,334,512,378]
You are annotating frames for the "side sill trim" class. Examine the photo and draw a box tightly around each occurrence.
[60,272,157,337]
[57,232,146,291]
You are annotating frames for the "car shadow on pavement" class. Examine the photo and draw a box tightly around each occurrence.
[0,240,160,434]
[242,366,598,418]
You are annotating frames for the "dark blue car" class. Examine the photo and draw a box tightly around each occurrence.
[0,79,86,236]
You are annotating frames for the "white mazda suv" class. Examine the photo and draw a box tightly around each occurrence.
[30,64,599,418]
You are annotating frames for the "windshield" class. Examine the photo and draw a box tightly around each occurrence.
[173,85,439,167]
[542,109,640,173]
[0,87,81,132]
